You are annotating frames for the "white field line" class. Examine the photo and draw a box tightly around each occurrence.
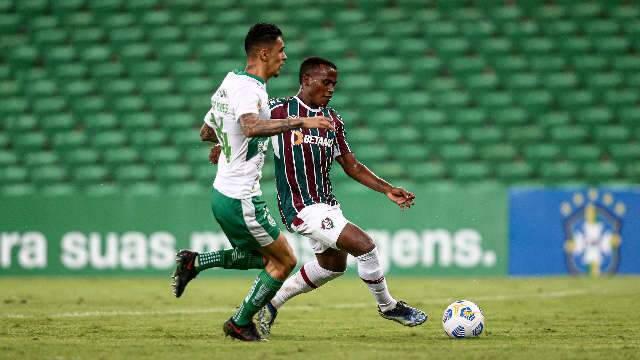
[1,289,588,320]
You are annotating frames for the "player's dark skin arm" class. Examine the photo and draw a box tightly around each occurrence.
[200,124,222,164]
[239,113,333,138]
[336,152,415,209]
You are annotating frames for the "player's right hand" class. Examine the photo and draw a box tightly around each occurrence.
[301,116,335,131]
[209,144,221,165]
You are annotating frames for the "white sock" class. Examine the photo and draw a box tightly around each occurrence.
[271,260,343,309]
[356,247,397,312]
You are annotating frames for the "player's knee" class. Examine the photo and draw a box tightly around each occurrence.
[282,253,297,274]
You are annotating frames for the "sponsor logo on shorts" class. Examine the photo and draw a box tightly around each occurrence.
[321,217,334,230]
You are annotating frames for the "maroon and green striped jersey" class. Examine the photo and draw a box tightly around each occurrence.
[269,96,352,228]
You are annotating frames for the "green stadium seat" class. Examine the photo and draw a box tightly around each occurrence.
[576,108,613,125]
[451,162,490,182]
[41,183,77,196]
[81,46,111,64]
[122,113,156,130]
[608,144,640,164]
[73,164,110,185]
[73,28,106,48]
[24,151,59,168]
[72,96,107,117]
[166,182,208,196]
[52,131,89,150]
[507,126,544,144]
[583,161,620,182]
[0,166,28,184]
[0,151,17,166]
[557,90,594,111]
[624,163,640,181]
[496,162,533,183]
[43,45,75,64]
[150,95,188,114]
[467,127,504,144]
[566,145,602,163]
[540,162,580,182]
[2,183,36,197]
[115,165,152,184]
[493,107,527,126]
[62,80,96,97]
[154,164,192,185]
[449,108,485,126]
[536,111,571,127]
[143,147,181,164]
[91,63,125,80]
[477,91,512,111]
[407,162,446,182]
[83,113,118,130]
[352,144,389,163]
[438,144,475,161]
[424,127,462,145]
[65,149,101,166]
[131,130,168,148]
[593,126,630,144]
[479,144,518,162]
[524,144,562,164]
[0,133,9,148]
[104,148,140,168]
[550,125,590,144]
[392,144,429,164]
[84,184,121,197]
[373,163,406,180]
[516,90,553,112]
[113,97,146,114]
[13,133,47,152]
[93,131,128,149]
[31,165,67,185]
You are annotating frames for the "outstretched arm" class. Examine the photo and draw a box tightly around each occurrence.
[239,113,334,138]
[336,152,415,209]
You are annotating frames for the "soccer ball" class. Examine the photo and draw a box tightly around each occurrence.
[442,300,485,338]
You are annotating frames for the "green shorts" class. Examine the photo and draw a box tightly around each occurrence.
[211,187,280,250]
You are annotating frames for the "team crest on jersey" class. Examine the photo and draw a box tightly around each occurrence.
[321,217,334,230]
[561,189,624,276]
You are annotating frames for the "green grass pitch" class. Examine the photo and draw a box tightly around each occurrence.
[1,275,639,359]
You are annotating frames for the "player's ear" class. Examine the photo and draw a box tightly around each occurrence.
[258,46,269,62]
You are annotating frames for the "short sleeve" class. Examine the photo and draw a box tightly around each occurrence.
[203,110,215,128]
[331,109,352,159]
[230,86,262,122]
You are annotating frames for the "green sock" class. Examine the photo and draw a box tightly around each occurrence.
[195,249,264,272]
[232,270,283,326]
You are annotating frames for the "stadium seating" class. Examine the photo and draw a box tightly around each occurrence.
[1,0,639,196]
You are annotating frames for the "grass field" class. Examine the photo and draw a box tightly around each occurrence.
[1,275,639,359]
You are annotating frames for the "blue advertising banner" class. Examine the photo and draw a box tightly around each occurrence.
[509,188,640,276]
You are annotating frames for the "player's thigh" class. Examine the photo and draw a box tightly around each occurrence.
[335,223,375,257]
[210,188,280,250]
[316,248,348,272]
[292,204,349,254]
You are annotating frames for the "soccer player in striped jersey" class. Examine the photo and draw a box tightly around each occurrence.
[258,57,427,337]
[170,25,334,342]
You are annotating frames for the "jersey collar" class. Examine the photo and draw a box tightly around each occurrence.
[234,69,266,85]
[294,96,324,112]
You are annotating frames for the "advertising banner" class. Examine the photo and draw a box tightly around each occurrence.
[509,187,640,276]
[0,186,507,276]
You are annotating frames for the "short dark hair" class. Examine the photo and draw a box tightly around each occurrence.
[244,23,283,55]
[299,57,338,84]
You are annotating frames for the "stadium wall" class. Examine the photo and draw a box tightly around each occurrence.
[0,186,507,276]
[2,186,638,277]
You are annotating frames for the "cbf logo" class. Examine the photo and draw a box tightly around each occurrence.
[560,189,625,276]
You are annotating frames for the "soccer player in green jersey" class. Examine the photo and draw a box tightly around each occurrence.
[258,57,427,336]
[171,25,333,342]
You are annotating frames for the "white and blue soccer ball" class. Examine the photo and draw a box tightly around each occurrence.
[442,300,485,338]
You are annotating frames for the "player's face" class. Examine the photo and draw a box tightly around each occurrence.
[305,65,338,108]
[266,37,287,78]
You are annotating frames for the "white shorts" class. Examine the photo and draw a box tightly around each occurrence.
[291,203,349,254]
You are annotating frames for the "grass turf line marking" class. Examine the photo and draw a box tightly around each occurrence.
[2,289,588,319]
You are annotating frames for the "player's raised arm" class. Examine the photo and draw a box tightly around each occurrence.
[238,113,334,137]
[336,153,415,209]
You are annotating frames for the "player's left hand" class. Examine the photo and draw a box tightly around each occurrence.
[385,187,415,210]
[209,144,221,165]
